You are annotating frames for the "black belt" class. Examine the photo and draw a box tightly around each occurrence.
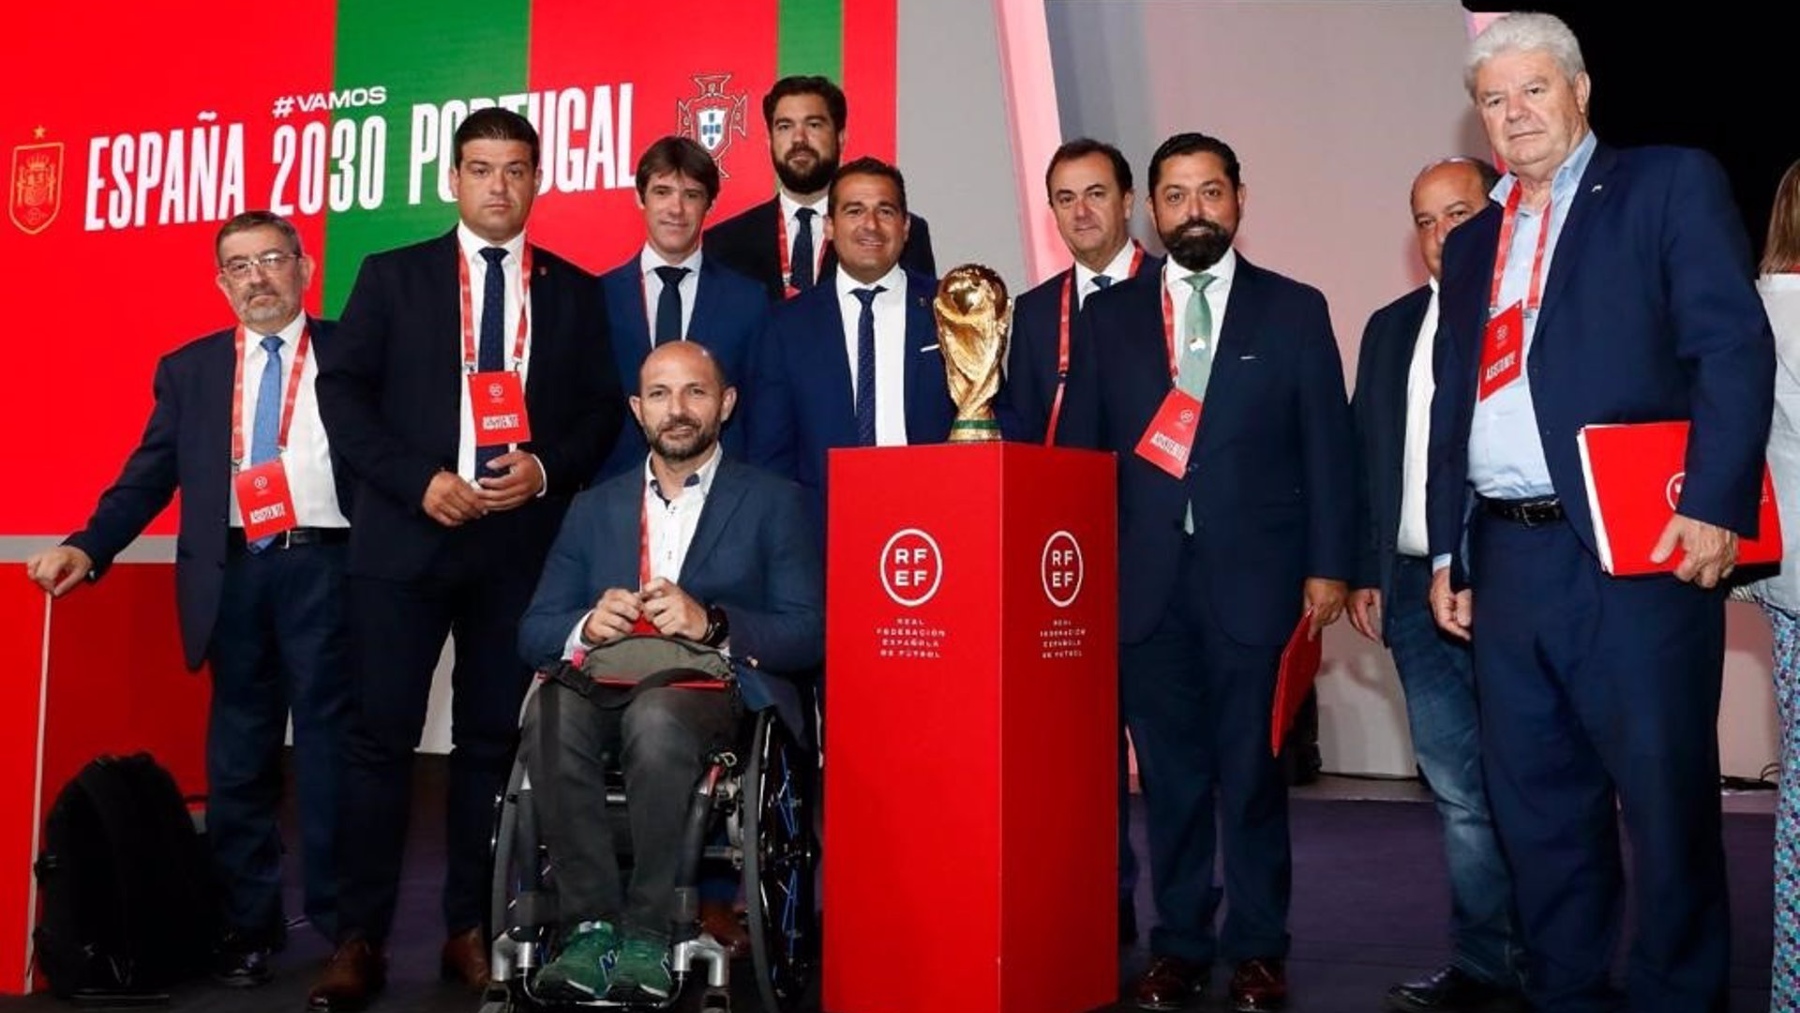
[1479,496,1564,526]
[227,527,350,552]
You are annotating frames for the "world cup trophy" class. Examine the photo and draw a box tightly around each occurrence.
[934,264,1012,443]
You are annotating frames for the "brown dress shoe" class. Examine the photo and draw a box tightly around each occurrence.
[307,938,387,1012]
[699,900,752,960]
[1134,954,1209,1010]
[1229,957,1288,1012]
[440,926,492,991]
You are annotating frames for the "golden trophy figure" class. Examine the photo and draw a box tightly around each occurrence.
[934,264,1012,443]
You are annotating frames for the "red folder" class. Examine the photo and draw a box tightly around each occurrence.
[1575,421,1782,575]
[1270,611,1322,756]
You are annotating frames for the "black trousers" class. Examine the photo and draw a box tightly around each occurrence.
[333,540,540,944]
[525,683,740,940]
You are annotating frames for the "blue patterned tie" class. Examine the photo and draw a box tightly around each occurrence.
[853,286,885,446]
[247,335,284,552]
[476,246,509,481]
[653,265,690,345]
[791,208,816,291]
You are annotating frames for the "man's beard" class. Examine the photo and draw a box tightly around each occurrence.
[650,416,719,463]
[773,144,840,195]
[1159,217,1233,272]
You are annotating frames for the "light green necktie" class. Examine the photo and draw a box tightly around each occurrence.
[1177,272,1214,534]
[1177,272,1216,402]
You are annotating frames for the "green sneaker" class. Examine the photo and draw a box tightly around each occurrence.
[534,921,618,1000]
[608,932,674,1001]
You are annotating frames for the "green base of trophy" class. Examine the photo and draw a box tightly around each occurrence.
[949,417,1003,443]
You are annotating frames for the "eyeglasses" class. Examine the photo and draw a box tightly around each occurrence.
[220,251,300,279]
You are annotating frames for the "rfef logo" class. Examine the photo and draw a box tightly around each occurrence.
[11,130,63,235]
[1041,530,1084,608]
[880,528,942,607]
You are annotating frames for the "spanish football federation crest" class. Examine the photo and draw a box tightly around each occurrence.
[676,74,748,178]
[11,131,63,235]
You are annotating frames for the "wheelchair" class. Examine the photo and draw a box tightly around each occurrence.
[480,676,820,1013]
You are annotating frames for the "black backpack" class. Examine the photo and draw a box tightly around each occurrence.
[32,753,219,1001]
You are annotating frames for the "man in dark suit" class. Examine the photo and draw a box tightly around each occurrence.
[1425,14,1774,1013]
[517,340,822,1003]
[1059,132,1354,1013]
[746,157,955,532]
[309,108,622,1012]
[597,135,767,481]
[997,137,1157,445]
[992,137,1157,946]
[703,75,934,302]
[26,211,351,989]
[1346,157,1527,1013]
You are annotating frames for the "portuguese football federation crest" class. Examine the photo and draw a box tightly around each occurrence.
[11,133,63,235]
[677,74,748,178]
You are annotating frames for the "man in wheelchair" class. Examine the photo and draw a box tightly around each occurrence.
[515,341,823,1004]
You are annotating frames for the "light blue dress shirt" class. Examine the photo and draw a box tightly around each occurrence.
[1467,130,1598,499]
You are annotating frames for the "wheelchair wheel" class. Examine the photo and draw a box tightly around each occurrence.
[741,711,820,1013]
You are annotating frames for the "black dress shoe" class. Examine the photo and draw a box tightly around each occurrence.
[1228,957,1288,1012]
[1119,896,1139,946]
[211,942,272,988]
[1386,965,1522,1012]
[1134,954,1208,1010]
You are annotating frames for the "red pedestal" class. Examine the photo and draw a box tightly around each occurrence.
[823,443,1118,1013]
[0,565,210,994]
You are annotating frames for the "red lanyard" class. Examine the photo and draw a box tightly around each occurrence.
[230,324,311,467]
[457,243,533,371]
[1043,243,1147,445]
[776,204,825,297]
[1488,183,1553,313]
[639,494,653,587]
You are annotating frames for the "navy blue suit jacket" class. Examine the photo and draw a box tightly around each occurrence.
[703,196,937,303]
[65,318,352,669]
[1427,144,1775,572]
[595,255,768,480]
[317,230,623,581]
[1350,285,1432,618]
[1058,257,1356,647]
[744,269,956,528]
[517,457,823,738]
[996,254,1163,444]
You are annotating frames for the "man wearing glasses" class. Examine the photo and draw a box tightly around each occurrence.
[25,211,353,989]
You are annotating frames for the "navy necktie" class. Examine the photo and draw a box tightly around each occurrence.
[476,246,509,480]
[248,335,284,552]
[791,208,816,292]
[653,265,690,345]
[1085,273,1113,312]
[852,286,885,446]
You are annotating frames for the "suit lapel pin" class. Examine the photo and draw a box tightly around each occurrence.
[1591,184,1603,193]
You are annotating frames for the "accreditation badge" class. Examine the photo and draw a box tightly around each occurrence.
[234,460,298,540]
[1133,388,1203,479]
[1478,302,1525,401]
[469,371,531,445]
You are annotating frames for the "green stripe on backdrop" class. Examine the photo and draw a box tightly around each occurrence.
[778,0,843,81]
[323,0,531,315]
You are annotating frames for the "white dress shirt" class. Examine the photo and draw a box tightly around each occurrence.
[836,264,911,446]
[563,445,724,659]
[1396,280,1440,557]
[639,245,704,344]
[1163,247,1238,356]
[1073,241,1140,310]
[454,222,532,482]
[779,190,829,284]
[230,312,348,528]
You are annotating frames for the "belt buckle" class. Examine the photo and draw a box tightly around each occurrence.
[273,529,294,550]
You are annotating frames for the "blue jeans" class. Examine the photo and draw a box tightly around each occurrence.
[1387,555,1522,987]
